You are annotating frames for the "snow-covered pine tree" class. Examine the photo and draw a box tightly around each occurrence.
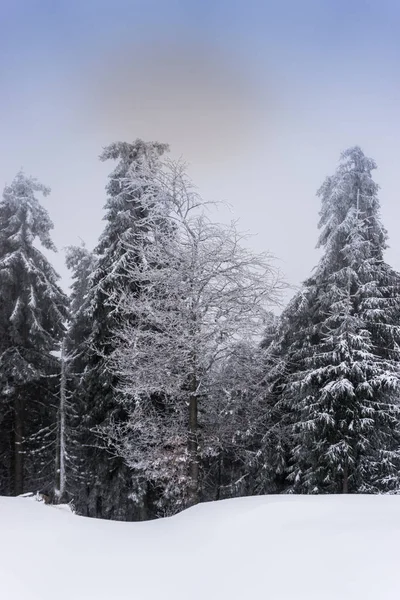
[208,339,272,501]
[78,140,169,520]
[248,312,290,495]
[107,160,281,515]
[274,147,400,494]
[57,244,97,506]
[0,172,68,496]
[66,244,96,319]
[260,299,306,493]
[65,244,96,385]
[202,312,283,502]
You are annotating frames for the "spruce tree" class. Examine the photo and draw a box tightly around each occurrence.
[273,147,400,494]
[61,244,96,505]
[78,140,169,519]
[209,340,273,501]
[0,172,68,496]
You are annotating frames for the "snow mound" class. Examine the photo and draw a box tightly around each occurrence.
[1,494,399,600]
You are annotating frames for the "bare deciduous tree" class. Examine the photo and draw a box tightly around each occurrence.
[105,160,283,514]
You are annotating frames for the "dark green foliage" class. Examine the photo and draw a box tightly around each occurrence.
[269,148,400,494]
[0,172,68,496]
[74,140,169,520]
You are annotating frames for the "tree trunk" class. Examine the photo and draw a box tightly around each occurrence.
[138,479,148,521]
[55,409,60,498]
[216,454,222,501]
[188,387,199,505]
[55,339,67,503]
[14,395,24,496]
[342,464,349,494]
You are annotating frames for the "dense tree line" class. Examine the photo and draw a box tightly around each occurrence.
[1,143,399,519]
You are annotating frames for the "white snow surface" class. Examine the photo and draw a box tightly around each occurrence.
[1,494,399,599]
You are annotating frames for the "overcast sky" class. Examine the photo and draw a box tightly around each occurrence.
[1,0,400,303]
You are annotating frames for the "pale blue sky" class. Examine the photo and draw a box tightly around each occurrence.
[1,0,400,299]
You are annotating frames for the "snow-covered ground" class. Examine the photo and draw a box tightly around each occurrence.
[1,494,399,600]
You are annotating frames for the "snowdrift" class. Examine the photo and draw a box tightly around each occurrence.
[1,494,399,599]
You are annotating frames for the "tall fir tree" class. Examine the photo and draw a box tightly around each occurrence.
[271,147,400,494]
[77,140,169,519]
[0,172,68,496]
[62,244,96,505]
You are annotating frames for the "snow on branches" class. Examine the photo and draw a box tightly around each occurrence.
[104,158,283,513]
